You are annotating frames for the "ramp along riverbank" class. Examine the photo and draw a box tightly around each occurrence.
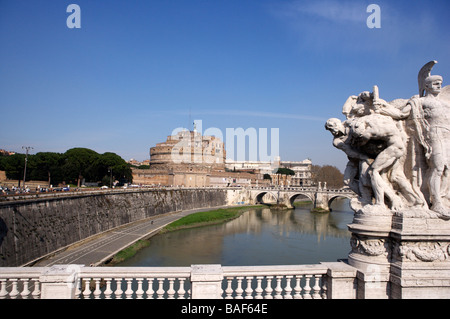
[30,205,257,267]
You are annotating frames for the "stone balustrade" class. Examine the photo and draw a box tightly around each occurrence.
[0,267,44,299]
[0,185,352,203]
[0,186,226,203]
[0,262,358,299]
[221,264,328,299]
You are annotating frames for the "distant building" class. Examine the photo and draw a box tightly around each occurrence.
[133,129,226,187]
[132,130,312,187]
[0,149,15,156]
[127,159,150,166]
[225,159,276,175]
[149,129,226,171]
[280,159,313,187]
[225,158,312,187]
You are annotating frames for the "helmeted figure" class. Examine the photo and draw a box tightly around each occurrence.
[408,61,450,218]
[326,61,450,220]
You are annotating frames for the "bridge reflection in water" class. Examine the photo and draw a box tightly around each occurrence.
[117,199,353,267]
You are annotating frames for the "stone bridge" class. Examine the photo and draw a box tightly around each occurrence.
[228,185,356,211]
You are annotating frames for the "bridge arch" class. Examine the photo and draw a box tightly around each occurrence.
[246,187,356,211]
[254,191,278,205]
[288,192,315,208]
[327,195,353,212]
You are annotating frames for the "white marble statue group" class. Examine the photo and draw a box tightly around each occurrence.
[326,61,450,219]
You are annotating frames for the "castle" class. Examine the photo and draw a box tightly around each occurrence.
[131,129,312,187]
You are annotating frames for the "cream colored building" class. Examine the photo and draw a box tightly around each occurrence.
[132,130,312,187]
[133,129,226,187]
[225,158,312,187]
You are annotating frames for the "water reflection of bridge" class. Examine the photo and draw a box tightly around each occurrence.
[130,203,353,267]
[223,205,352,242]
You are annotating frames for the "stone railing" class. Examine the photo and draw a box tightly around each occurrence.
[246,185,354,193]
[0,186,227,203]
[0,262,358,299]
[0,185,354,203]
[221,265,328,299]
[0,267,44,299]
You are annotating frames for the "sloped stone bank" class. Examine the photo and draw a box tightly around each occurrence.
[0,189,227,266]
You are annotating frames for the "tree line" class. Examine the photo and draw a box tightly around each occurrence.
[311,165,344,189]
[0,148,133,187]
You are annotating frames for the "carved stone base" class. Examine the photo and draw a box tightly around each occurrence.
[390,261,450,299]
[389,210,450,299]
[349,204,392,235]
[348,207,392,299]
[347,207,450,299]
[348,247,391,299]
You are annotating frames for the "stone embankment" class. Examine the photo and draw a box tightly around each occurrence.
[0,188,227,267]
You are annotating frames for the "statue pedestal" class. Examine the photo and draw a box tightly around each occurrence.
[347,207,450,299]
[347,207,392,299]
[390,210,450,299]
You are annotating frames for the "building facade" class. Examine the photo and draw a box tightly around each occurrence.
[132,130,312,187]
[225,158,312,187]
[133,129,226,187]
[149,129,226,171]
[281,160,313,187]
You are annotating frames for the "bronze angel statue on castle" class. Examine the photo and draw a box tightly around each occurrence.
[326,61,450,219]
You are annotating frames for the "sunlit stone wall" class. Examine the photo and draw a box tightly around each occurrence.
[0,188,227,267]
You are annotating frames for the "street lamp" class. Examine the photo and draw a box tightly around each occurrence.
[108,167,113,188]
[22,146,33,189]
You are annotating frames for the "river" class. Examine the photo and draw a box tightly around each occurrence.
[116,199,354,267]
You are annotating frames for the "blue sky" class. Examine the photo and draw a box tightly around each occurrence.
[1,0,449,172]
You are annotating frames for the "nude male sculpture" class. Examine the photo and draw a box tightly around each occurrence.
[409,61,450,217]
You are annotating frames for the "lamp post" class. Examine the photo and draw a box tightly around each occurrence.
[22,146,33,189]
[108,167,113,188]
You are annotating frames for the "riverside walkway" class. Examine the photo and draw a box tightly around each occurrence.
[30,205,232,267]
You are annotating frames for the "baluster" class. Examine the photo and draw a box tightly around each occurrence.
[9,279,19,299]
[31,278,41,299]
[264,276,273,299]
[82,278,91,299]
[177,278,186,299]
[312,275,322,299]
[274,276,283,299]
[293,275,303,299]
[284,276,293,299]
[235,277,244,299]
[254,277,264,299]
[321,275,328,299]
[93,278,102,299]
[187,287,191,299]
[74,277,82,299]
[20,278,31,299]
[156,278,165,299]
[115,278,124,299]
[146,278,154,299]
[224,277,234,299]
[0,279,8,299]
[244,276,254,299]
[303,275,312,299]
[167,278,176,299]
[103,278,113,299]
[125,278,134,299]
[135,278,144,299]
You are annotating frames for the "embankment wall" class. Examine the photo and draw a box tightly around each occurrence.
[0,189,227,266]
